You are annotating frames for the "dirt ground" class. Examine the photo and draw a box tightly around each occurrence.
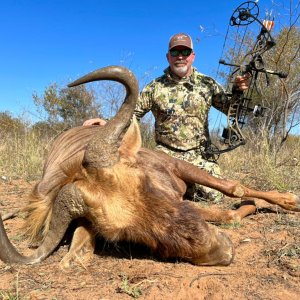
[0,178,299,300]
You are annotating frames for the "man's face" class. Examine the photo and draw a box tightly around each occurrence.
[167,46,195,78]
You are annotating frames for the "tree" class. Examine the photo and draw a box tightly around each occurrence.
[33,83,102,128]
[262,26,300,145]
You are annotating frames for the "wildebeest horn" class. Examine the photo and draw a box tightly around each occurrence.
[0,184,87,264]
[68,66,139,169]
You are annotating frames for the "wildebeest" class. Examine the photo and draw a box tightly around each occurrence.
[0,66,299,267]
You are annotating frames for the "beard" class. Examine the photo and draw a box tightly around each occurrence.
[171,64,188,78]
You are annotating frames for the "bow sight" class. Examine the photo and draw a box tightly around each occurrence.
[206,1,288,160]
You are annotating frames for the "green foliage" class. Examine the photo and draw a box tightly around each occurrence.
[0,291,19,300]
[117,274,142,298]
[219,221,241,229]
[30,120,65,138]
[33,83,102,128]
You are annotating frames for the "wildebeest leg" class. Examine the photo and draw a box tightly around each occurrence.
[60,219,96,269]
[193,200,257,223]
[174,159,300,212]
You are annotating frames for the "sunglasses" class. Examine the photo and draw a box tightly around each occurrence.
[169,49,193,57]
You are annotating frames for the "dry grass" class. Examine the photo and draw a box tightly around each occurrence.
[219,136,300,192]
[0,127,59,180]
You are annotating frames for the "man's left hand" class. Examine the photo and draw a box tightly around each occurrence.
[234,73,251,91]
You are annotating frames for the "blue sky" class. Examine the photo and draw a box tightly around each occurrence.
[0,0,293,127]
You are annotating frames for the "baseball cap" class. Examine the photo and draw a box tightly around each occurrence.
[168,33,193,50]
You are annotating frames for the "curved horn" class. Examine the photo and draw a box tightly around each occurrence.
[0,184,87,264]
[68,66,139,169]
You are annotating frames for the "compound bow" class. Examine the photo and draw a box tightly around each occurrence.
[204,1,287,160]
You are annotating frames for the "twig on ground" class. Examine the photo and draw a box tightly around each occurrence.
[189,272,234,287]
[152,272,184,279]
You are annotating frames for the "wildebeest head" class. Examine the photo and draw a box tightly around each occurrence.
[0,66,139,264]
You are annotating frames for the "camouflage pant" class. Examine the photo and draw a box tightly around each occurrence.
[155,144,224,202]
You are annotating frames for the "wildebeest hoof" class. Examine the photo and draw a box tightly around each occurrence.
[59,249,94,270]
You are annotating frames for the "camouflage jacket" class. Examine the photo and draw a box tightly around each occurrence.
[134,67,228,151]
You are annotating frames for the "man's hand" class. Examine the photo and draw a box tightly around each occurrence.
[83,118,107,126]
[234,73,251,91]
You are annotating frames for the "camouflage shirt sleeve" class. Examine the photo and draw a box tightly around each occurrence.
[134,81,155,121]
[211,80,230,115]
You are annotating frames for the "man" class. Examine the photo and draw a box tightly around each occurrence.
[84,33,249,202]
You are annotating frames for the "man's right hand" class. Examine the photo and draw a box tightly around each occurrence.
[83,118,107,126]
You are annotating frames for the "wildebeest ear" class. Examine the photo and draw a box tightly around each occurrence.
[118,115,142,157]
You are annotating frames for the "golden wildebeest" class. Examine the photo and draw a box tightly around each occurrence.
[0,66,299,267]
